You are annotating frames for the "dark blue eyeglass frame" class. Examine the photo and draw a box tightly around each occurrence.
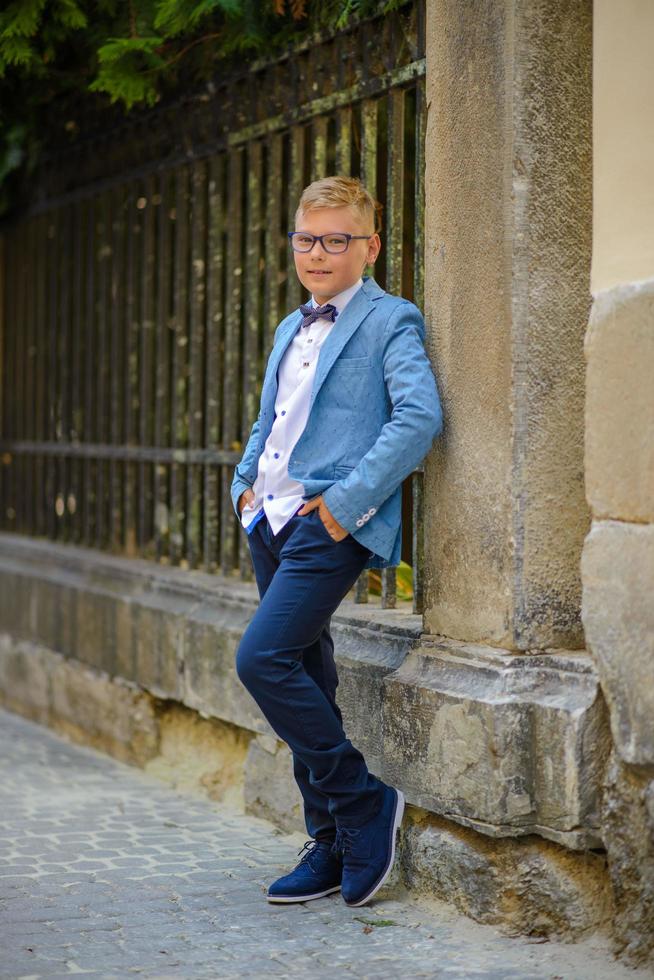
[287,231,373,254]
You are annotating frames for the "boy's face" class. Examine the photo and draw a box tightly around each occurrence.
[292,206,381,305]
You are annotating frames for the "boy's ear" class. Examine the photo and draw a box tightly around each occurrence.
[367,233,382,264]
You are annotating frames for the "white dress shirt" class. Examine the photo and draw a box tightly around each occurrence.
[240,277,364,536]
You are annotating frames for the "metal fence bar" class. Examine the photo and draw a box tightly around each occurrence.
[138,179,154,556]
[0,439,242,464]
[59,203,73,541]
[109,186,124,551]
[264,134,283,354]
[335,106,352,176]
[35,212,47,538]
[154,170,172,563]
[96,190,111,547]
[412,467,424,614]
[240,140,263,579]
[16,219,26,533]
[71,200,84,543]
[171,165,189,564]
[311,116,329,182]
[379,84,408,610]
[286,126,305,313]
[352,95,378,604]
[82,198,95,543]
[221,147,244,574]
[123,187,139,554]
[187,162,206,569]
[203,156,224,571]
[46,213,58,540]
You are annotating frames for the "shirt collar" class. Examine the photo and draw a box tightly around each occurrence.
[310,277,363,316]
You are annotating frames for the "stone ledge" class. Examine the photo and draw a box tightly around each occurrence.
[0,533,609,851]
[382,637,610,850]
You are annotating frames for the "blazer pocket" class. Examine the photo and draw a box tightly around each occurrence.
[333,464,355,479]
[330,356,372,401]
[336,355,371,366]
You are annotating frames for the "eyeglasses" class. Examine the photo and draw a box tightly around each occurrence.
[288,231,372,254]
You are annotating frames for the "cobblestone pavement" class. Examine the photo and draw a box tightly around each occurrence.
[0,709,650,980]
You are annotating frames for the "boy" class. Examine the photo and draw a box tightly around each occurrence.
[231,176,443,908]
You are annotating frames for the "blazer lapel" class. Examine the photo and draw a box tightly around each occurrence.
[259,311,303,420]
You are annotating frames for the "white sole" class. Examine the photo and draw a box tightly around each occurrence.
[344,788,405,908]
[266,884,341,903]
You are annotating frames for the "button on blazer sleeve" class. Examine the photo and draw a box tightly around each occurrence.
[321,301,443,531]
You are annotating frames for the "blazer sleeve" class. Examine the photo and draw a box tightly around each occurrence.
[230,411,262,519]
[321,300,443,532]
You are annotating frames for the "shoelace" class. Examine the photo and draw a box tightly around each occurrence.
[331,826,361,858]
[296,839,326,872]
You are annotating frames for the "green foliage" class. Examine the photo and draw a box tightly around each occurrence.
[0,0,403,218]
[154,0,243,36]
[89,35,166,108]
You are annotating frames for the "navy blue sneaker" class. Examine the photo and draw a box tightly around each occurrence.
[266,839,343,903]
[331,784,405,907]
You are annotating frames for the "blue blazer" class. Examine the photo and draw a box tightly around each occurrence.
[231,275,443,569]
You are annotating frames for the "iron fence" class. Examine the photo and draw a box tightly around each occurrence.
[0,0,426,611]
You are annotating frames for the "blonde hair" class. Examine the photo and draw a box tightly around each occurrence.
[295,176,382,234]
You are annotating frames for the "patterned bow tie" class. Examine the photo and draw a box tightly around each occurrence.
[299,302,337,329]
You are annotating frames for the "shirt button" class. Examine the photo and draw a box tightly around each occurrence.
[303,361,309,367]
[281,410,286,416]
[307,338,313,343]
[267,494,273,500]
[274,452,280,459]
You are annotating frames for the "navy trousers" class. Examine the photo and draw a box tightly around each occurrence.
[236,507,385,840]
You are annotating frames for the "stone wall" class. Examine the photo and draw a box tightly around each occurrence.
[581,281,654,963]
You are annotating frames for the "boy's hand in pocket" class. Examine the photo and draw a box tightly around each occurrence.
[238,489,255,514]
[297,495,349,542]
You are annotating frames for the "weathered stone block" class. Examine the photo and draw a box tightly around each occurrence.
[601,752,654,966]
[131,597,184,699]
[401,808,611,939]
[383,639,610,848]
[243,735,304,834]
[0,635,159,765]
[182,602,271,735]
[0,633,51,724]
[144,702,250,810]
[584,280,654,523]
[330,620,414,776]
[582,521,654,765]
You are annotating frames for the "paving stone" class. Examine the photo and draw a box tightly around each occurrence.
[0,708,651,980]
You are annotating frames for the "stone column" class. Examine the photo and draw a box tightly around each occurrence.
[382,0,608,861]
[422,0,593,650]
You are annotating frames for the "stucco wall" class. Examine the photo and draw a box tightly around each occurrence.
[592,0,654,292]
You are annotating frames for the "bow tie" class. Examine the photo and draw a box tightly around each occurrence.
[299,302,338,329]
